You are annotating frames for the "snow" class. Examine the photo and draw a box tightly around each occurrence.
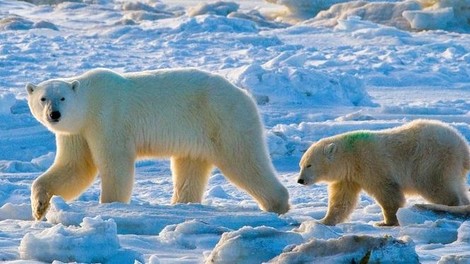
[271,0,470,32]
[188,2,240,17]
[458,221,470,243]
[19,216,144,263]
[271,235,420,263]
[206,226,304,264]
[265,0,350,21]
[0,0,469,263]
[400,219,461,244]
[0,92,16,114]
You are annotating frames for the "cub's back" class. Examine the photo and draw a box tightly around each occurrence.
[382,120,469,163]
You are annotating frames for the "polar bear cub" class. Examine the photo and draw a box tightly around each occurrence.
[298,119,470,226]
[26,68,290,220]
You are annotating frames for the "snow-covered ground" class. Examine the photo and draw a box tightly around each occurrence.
[1,0,470,263]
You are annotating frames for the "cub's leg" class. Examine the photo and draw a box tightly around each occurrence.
[420,167,470,206]
[422,185,469,207]
[321,181,361,226]
[370,181,405,226]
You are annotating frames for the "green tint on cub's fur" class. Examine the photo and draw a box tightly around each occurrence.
[344,132,375,151]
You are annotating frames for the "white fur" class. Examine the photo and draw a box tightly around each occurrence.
[298,119,470,226]
[27,68,290,220]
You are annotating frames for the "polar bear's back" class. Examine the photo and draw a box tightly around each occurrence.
[79,68,250,101]
[121,68,260,127]
[383,119,468,152]
[76,68,263,158]
[379,119,470,182]
[77,68,257,122]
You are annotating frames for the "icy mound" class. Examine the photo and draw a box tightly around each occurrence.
[18,0,73,4]
[188,1,286,29]
[0,180,32,207]
[397,207,438,226]
[188,1,239,17]
[309,1,421,30]
[400,220,461,244]
[0,15,58,31]
[398,205,470,226]
[294,220,341,240]
[45,196,87,226]
[381,100,470,116]
[0,93,16,115]
[404,0,470,31]
[265,0,349,21]
[121,1,176,22]
[176,15,258,34]
[457,221,470,243]
[0,152,55,173]
[206,226,303,264]
[0,203,32,220]
[439,255,470,264]
[271,235,419,263]
[229,62,375,107]
[19,216,143,263]
[31,152,55,170]
[20,0,113,4]
[437,222,470,263]
[308,0,470,32]
[159,219,230,249]
[0,160,41,173]
[403,6,454,30]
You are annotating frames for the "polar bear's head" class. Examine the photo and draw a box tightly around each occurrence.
[26,80,86,134]
[297,139,338,185]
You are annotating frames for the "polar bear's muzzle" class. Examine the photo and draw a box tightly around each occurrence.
[49,111,61,122]
[297,176,311,185]
[297,170,315,185]
[47,109,62,123]
[297,172,309,185]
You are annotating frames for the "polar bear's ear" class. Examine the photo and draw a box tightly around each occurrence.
[324,143,337,160]
[26,83,37,95]
[71,80,80,92]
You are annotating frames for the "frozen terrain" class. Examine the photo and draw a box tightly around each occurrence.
[0,0,470,263]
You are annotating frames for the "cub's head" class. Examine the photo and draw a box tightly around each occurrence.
[26,80,85,134]
[297,139,338,185]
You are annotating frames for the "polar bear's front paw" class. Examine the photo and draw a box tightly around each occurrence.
[31,184,52,221]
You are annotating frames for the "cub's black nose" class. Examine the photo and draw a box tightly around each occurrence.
[297,179,305,184]
[49,111,61,121]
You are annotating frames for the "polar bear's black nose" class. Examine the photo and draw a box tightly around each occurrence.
[49,111,61,121]
[297,179,305,184]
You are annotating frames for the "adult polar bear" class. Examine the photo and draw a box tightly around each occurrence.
[26,68,290,220]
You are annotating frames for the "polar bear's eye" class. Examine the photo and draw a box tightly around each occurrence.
[60,97,65,101]
[306,164,312,168]
[40,97,46,102]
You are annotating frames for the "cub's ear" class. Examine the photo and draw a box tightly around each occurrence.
[71,80,80,92]
[26,83,37,95]
[324,142,337,160]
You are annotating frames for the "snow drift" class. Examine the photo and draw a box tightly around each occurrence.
[19,216,143,263]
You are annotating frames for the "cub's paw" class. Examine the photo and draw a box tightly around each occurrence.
[375,221,399,227]
[320,216,340,226]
